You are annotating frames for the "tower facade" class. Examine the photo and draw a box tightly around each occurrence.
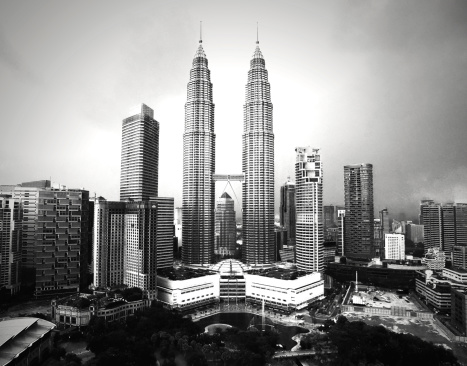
[242,42,275,265]
[214,193,236,257]
[420,200,443,252]
[0,195,22,294]
[344,164,374,258]
[295,147,323,272]
[280,180,296,246]
[182,41,215,265]
[120,104,159,201]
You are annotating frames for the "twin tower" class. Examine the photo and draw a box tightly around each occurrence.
[182,39,274,265]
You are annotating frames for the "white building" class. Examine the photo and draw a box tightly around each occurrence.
[156,260,324,313]
[295,147,323,272]
[384,234,405,260]
[244,270,323,311]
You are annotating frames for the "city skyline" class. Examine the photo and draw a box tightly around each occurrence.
[1,1,467,221]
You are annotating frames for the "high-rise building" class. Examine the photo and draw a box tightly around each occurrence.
[120,104,159,201]
[174,207,182,252]
[323,205,336,230]
[406,223,424,244]
[374,208,389,258]
[337,210,345,256]
[344,164,374,259]
[420,200,443,252]
[456,203,467,246]
[443,203,456,255]
[214,193,236,257]
[242,41,274,265]
[279,179,296,246]
[182,40,215,265]
[0,195,22,294]
[384,234,405,260]
[35,188,90,297]
[93,198,173,298]
[93,199,126,288]
[295,147,323,273]
[453,246,467,270]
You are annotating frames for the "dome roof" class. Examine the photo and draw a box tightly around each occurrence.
[209,259,249,275]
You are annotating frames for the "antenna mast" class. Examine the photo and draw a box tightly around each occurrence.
[200,21,202,43]
[256,22,259,44]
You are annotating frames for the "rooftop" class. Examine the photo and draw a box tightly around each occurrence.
[248,267,309,280]
[0,318,55,365]
[158,267,216,281]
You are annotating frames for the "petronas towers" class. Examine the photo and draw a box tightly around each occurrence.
[182,38,274,265]
[182,40,216,265]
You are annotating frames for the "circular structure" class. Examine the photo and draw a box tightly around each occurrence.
[209,259,249,275]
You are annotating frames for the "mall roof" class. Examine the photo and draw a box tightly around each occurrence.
[0,317,55,365]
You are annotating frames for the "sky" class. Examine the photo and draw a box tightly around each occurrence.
[1,0,466,222]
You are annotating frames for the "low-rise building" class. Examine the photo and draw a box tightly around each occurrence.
[415,268,467,312]
[156,260,324,313]
[51,293,151,327]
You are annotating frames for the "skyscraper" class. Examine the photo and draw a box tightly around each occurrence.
[280,179,296,246]
[344,164,374,258]
[0,195,21,294]
[242,41,274,265]
[214,192,236,257]
[120,103,159,201]
[295,147,323,272]
[93,197,173,298]
[420,200,442,252]
[182,40,215,265]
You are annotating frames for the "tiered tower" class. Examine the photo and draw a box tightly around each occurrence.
[182,39,215,265]
[242,40,275,264]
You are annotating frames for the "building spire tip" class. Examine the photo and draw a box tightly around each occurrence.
[256,22,259,44]
[199,21,203,43]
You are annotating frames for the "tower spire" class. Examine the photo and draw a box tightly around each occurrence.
[256,22,259,44]
[200,21,202,43]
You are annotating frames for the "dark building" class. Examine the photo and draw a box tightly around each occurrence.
[279,179,296,246]
[344,164,374,259]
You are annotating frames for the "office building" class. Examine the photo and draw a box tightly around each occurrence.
[451,288,467,335]
[35,187,90,297]
[443,203,456,255]
[384,234,405,260]
[453,246,467,269]
[407,223,424,244]
[0,195,22,294]
[93,198,174,297]
[295,147,323,272]
[280,179,296,246]
[343,164,374,258]
[182,40,215,265]
[456,203,467,246]
[420,200,442,252]
[337,210,345,256]
[323,205,337,230]
[214,193,236,257]
[120,104,159,201]
[93,199,126,288]
[242,41,275,264]
[376,209,389,257]
[420,201,467,256]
